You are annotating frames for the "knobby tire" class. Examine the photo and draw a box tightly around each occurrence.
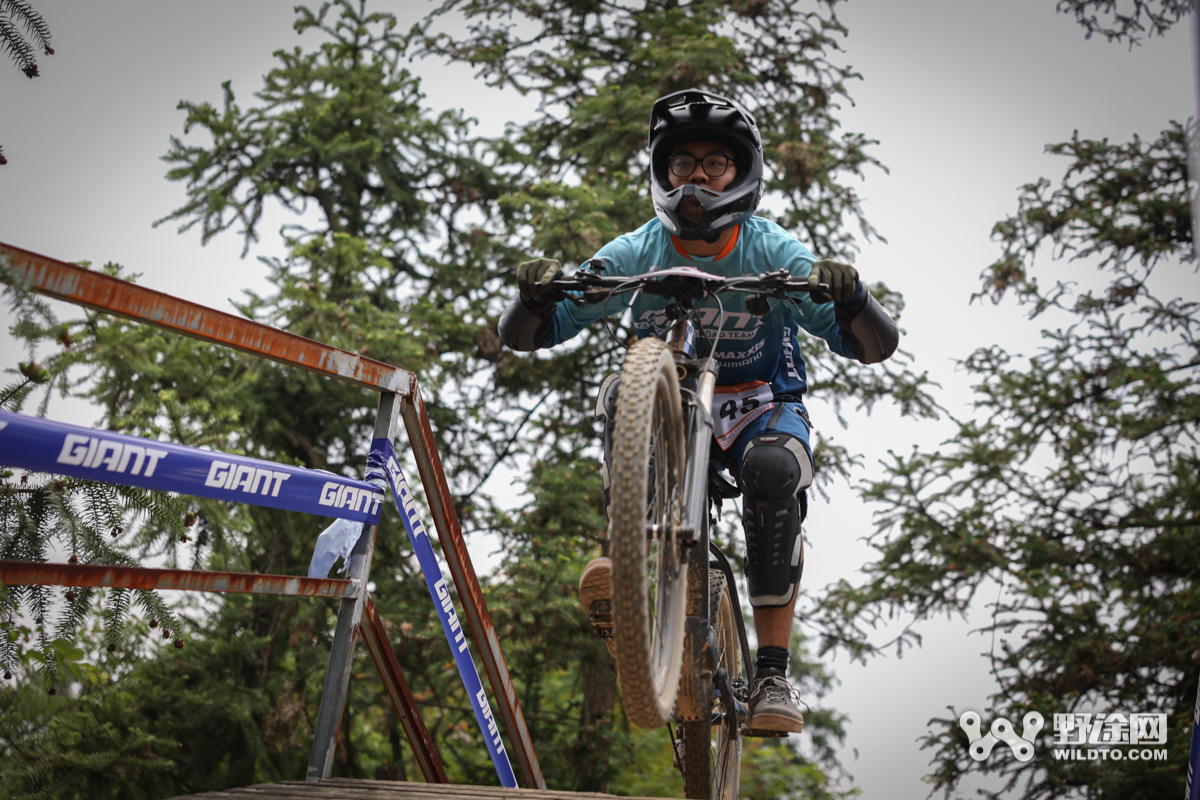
[610,337,688,729]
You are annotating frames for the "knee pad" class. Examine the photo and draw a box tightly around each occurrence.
[740,433,812,608]
[740,432,813,498]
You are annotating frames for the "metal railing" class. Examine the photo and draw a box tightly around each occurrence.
[0,242,544,788]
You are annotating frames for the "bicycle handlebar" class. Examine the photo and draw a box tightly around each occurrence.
[546,264,827,306]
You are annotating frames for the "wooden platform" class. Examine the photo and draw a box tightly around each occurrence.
[171,778,657,800]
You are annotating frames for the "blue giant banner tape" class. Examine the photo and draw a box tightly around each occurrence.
[367,437,518,788]
[0,411,384,524]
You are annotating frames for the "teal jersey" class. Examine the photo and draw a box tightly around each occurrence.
[545,216,857,398]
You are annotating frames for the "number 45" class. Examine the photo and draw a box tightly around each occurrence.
[719,397,759,420]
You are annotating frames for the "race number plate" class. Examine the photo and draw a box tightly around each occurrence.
[712,381,775,451]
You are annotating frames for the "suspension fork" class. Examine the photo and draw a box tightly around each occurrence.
[666,315,715,544]
[665,315,717,407]
[665,315,718,541]
[669,316,722,721]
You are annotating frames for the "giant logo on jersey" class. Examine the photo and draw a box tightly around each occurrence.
[634,307,763,342]
[633,305,785,383]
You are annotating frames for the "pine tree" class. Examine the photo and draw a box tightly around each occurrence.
[1,2,510,792]
[1,0,937,794]
[0,257,189,690]
[417,0,936,793]
[811,5,1198,796]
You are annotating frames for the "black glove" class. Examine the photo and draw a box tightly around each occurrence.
[517,258,563,305]
[808,259,860,304]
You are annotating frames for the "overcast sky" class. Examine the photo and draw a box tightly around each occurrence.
[1,1,1196,797]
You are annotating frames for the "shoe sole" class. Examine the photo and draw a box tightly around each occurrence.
[748,712,804,734]
[579,558,615,658]
[578,558,612,611]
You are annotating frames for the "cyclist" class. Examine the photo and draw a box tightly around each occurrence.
[497,89,899,734]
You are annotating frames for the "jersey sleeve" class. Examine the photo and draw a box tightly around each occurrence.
[773,234,859,361]
[543,235,641,348]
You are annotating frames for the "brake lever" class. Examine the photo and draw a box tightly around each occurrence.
[561,292,589,307]
[547,274,621,306]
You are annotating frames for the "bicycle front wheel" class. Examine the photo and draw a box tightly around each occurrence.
[610,337,688,730]
[682,569,743,799]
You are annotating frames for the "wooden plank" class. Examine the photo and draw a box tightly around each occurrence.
[168,779,658,800]
[312,782,638,800]
[311,779,630,799]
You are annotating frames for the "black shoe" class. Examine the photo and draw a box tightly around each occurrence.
[748,668,804,733]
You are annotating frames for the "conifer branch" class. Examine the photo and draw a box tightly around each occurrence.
[0,0,54,164]
[7,1,48,47]
[0,17,35,77]
[457,388,553,509]
[1056,0,1192,43]
[1,0,52,68]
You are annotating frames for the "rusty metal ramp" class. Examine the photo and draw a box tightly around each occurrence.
[172,778,656,800]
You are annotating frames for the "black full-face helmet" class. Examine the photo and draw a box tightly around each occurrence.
[648,89,764,241]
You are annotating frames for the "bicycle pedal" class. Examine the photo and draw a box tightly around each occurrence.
[741,727,791,739]
[588,600,613,639]
[588,599,612,623]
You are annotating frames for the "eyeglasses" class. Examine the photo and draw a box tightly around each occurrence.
[669,154,732,178]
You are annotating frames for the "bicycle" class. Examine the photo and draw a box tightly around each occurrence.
[549,264,824,800]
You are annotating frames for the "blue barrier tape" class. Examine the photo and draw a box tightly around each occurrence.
[0,411,384,524]
[367,437,517,788]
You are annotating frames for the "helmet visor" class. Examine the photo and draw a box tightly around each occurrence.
[648,90,762,152]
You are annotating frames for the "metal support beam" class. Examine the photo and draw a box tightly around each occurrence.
[400,385,545,790]
[307,390,400,781]
[0,243,413,395]
[360,595,448,784]
[0,561,357,598]
[1,241,539,786]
